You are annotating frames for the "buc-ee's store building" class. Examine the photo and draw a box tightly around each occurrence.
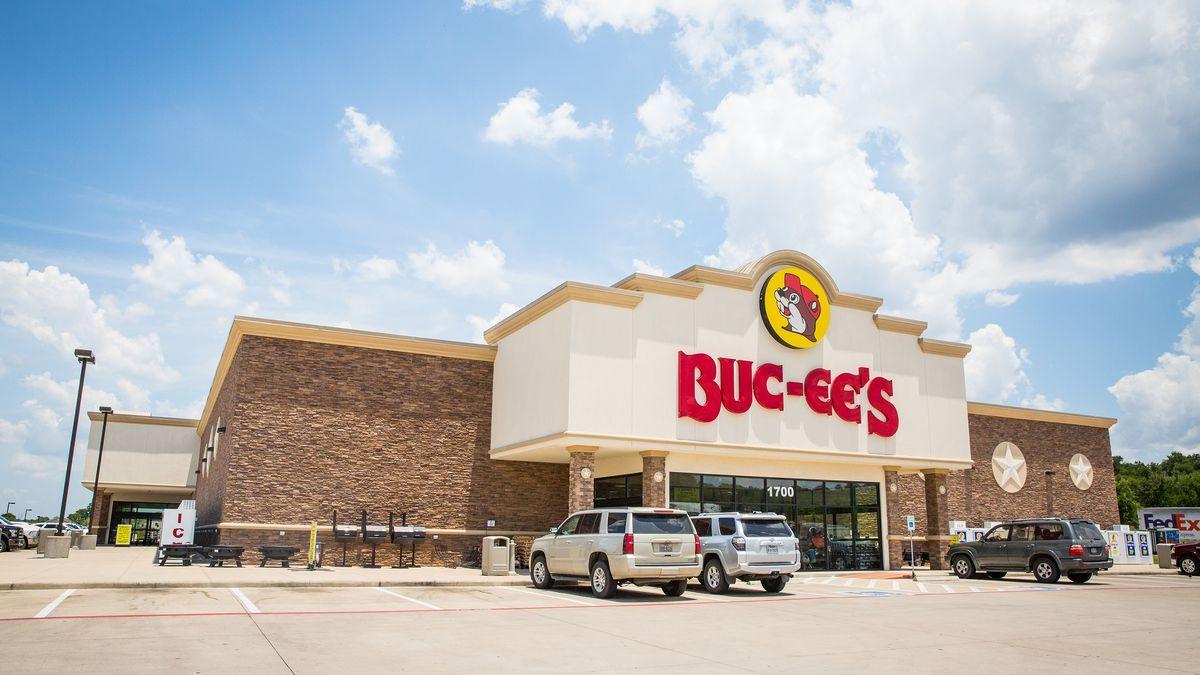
[82,250,1120,569]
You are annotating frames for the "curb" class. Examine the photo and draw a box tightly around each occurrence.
[2,577,536,591]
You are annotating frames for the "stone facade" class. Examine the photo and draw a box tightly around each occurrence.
[888,412,1119,567]
[194,335,567,566]
[567,447,597,513]
[640,452,668,508]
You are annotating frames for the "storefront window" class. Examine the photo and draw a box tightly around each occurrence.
[668,472,884,570]
[594,473,644,508]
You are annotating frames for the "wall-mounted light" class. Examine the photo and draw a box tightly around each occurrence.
[217,426,226,433]
[937,485,946,495]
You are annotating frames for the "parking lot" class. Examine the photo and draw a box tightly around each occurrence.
[2,572,1195,673]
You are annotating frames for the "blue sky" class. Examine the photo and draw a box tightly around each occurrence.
[3,1,1199,516]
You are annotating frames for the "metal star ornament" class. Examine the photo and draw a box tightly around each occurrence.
[991,442,1027,493]
[1069,453,1093,490]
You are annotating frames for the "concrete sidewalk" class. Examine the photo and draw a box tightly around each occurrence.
[0,547,531,590]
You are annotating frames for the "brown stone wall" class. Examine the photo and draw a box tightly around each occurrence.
[194,347,244,528]
[194,335,567,566]
[567,448,596,513]
[640,453,667,508]
[215,528,538,568]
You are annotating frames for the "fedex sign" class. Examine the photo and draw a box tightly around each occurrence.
[1139,508,1200,543]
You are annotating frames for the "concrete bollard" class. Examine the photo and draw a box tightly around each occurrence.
[69,530,83,547]
[44,535,71,559]
[36,532,48,554]
[1158,543,1175,569]
[78,534,97,550]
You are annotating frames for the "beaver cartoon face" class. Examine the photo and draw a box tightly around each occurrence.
[774,272,821,342]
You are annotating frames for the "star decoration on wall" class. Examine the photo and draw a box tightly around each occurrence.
[991,442,1027,493]
[1069,453,1093,490]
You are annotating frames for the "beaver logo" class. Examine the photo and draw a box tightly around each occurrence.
[758,266,829,349]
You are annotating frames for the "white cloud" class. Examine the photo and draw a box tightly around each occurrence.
[261,265,291,305]
[963,323,1060,409]
[1,259,176,383]
[408,240,510,295]
[467,302,519,342]
[339,106,399,174]
[1109,247,1200,457]
[354,256,400,282]
[9,450,64,481]
[484,88,611,147]
[463,0,529,10]
[635,79,693,149]
[0,419,28,445]
[984,291,1020,308]
[662,218,685,237]
[632,258,664,276]
[133,230,245,309]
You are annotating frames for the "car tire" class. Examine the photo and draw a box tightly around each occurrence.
[530,554,554,589]
[590,560,617,599]
[0,536,8,553]
[701,558,730,594]
[952,554,975,579]
[661,579,687,597]
[1032,557,1060,583]
[1067,571,1093,584]
[986,571,1007,580]
[1179,554,1198,577]
[760,577,787,593]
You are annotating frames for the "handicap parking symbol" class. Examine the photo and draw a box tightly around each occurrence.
[841,590,898,597]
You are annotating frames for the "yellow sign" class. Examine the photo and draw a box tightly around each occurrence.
[759,266,830,349]
[307,521,318,567]
[115,524,133,546]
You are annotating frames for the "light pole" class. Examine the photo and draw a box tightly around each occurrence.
[55,348,94,537]
[1044,470,1056,517]
[87,406,113,535]
[4,501,13,516]
[23,508,31,521]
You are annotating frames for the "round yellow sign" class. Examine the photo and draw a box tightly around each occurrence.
[758,266,830,349]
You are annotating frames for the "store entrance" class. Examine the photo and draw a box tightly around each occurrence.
[105,502,173,546]
[668,473,883,570]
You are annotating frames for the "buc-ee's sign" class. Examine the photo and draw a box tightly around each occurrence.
[676,263,901,436]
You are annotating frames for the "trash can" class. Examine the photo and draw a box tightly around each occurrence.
[481,536,514,576]
[1157,543,1175,569]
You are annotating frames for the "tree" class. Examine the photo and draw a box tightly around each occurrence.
[1113,453,1200,527]
[66,504,91,527]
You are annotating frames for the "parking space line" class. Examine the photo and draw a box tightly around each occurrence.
[376,587,441,610]
[890,581,901,591]
[501,586,598,606]
[841,578,857,587]
[969,586,982,592]
[940,584,955,593]
[35,589,75,618]
[230,588,260,614]
[915,582,928,593]
[819,576,838,585]
[866,579,877,589]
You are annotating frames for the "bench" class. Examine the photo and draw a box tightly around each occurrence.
[204,545,245,567]
[258,546,300,567]
[157,544,199,566]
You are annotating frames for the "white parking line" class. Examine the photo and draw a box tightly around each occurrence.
[230,588,260,614]
[35,589,75,618]
[799,577,815,584]
[915,582,928,593]
[819,576,838,585]
[686,591,734,601]
[890,581,901,591]
[867,579,877,589]
[501,586,598,606]
[969,586,982,592]
[376,587,441,610]
[940,584,955,593]
[841,578,857,587]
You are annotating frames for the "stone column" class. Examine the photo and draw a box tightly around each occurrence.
[923,469,952,570]
[882,466,903,570]
[567,446,597,514]
[640,451,669,508]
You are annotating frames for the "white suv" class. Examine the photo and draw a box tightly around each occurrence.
[693,513,800,594]
[530,508,702,598]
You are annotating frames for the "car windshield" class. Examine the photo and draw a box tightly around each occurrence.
[1071,522,1104,541]
[631,513,692,535]
[741,520,792,537]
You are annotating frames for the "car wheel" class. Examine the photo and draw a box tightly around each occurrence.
[952,554,975,579]
[760,577,787,593]
[530,555,554,589]
[986,571,1007,580]
[1179,554,1198,577]
[19,535,29,549]
[1032,557,1060,583]
[590,560,617,599]
[1067,571,1093,584]
[661,579,687,597]
[0,536,8,553]
[702,558,729,594]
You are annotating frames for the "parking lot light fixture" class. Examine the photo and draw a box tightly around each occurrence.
[87,406,114,533]
[55,348,94,537]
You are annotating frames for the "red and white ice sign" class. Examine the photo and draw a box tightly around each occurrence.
[160,508,195,545]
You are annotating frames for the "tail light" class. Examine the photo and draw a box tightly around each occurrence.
[694,534,702,554]
[623,533,634,555]
[732,536,746,551]
[1069,544,1085,558]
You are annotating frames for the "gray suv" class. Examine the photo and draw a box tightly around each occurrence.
[693,513,800,594]
[530,508,702,598]
[947,518,1113,583]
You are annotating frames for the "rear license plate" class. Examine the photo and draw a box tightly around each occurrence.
[1089,548,1101,554]
[655,543,673,553]
[763,545,779,554]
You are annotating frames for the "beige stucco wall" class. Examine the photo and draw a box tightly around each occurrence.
[82,415,200,491]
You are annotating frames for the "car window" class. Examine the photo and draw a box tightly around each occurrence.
[631,513,692,534]
[1035,524,1064,541]
[1010,525,1035,542]
[742,520,793,537]
[558,515,582,536]
[692,518,712,537]
[1069,521,1103,542]
[984,525,1010,542]
[577,513,600,535]
[718,517,737,536]
[606,512,628,534]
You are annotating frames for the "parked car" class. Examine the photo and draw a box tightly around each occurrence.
[0,516,37,548]
[947,518,1112,583]
[692,512,799,594]
[530,507,702,598]
[35,521,86,539]
[0,521,24,552]
[1171,541,1198,577]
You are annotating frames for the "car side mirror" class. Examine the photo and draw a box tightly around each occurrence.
[549,527,558,535]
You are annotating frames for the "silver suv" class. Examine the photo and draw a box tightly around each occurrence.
[692,513,800,593]
[530,508,702,598]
